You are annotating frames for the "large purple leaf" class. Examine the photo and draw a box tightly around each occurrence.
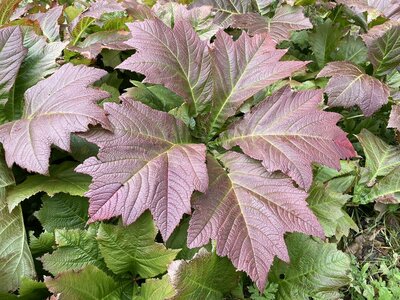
[0,64,110,174]
[337,0,400,20]
[233,5,312,42]
[317,61,389,116]
[76,98,208,240]
[206,31,308,136]
[220,87,356,189]
[117,19,212,115]
[188,152,324,290]
[0,26,27,105]
[83,0,125,18]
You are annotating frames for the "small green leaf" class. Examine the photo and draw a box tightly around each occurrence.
[269,233,351,300]
[6,161,91,211]
[71,17,96,45]
[97,212,178,278]
[133,275,176,300]
[35,193,89,232]
[19,277,50,299]
[168,248,240,300]
[29,231,55,257]
[331,35,368,65]
[366,167,400,204]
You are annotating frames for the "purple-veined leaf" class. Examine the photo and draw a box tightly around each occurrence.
[233,5,312,42]
[118,19,212,115]
[206,31,308,137]
[0,26,27,105]
[337,0,400,20]
[317,61,389,116]
[0,64,110,174]
[122,0,156,20]
[389,104,400,130]
[83,0,126,19]
[188,152,324,290]
[75,98,208,240]
[220,86,356,189]
[28,6,63,42]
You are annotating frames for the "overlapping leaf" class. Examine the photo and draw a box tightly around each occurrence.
[83,0,125,19]
[118,19,212,115]
[0,64,110,174]
[188,152,324,290]
[0,0,23,25]
[317,61,389,116]
[220,87,355,189]
[76,98,208,240]
[28,6,63,42]
[337,0,400,20]
[233,5,312,42]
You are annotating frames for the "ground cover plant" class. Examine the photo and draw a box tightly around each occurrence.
[0,0,399,299]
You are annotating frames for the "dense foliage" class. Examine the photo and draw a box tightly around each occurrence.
[0,0,399,299]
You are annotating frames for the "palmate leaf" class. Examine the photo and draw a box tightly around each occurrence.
[76,98,208,240]
[0,26,27,106]
[0,64,110,174]
[220,87,355,189]
[233,5,312,42]
[269,233,351,300]
[188,152,324,290]
[118,19,212,115]
[317,61,389,116]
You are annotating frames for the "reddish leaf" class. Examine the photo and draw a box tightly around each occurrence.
[317,61,389,116]
[233,5,312,42]
[28,6,63,42]
[0,64,110,174]
[388,104,400,131]
[83,0,125,18]
[76,98,208,240]
[118,19,212,115]
[188,152,324,290]
[220,86,355,189]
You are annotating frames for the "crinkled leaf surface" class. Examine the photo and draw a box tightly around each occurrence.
[0,26,27,106]
[206,31,308,136]
[269,233,351,300]
[118,19,212,115]
[0,64,110,174]
[220,87,355,189]
[317,61,389,116]
[35,193,89,232]
[97,212,178,278]
[358,129,400,183]
[133,275,176,300]
[233,5,312,42]
[188,152,324,290]
[76,98,208,240]
[168,248,240,300]
[0,152,35,292]
[6,162,91,212]
[28,6,63,42]
[41,226,107,275]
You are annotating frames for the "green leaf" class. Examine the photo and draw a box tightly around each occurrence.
[125,81,184,112]
[5,28,66,120]
[45,265,123,300]
[0,151,35,292]
[269,233,351,300]
[366,167,400,204]
[133,276,176,300]
[35,193,89,232]
[0,0,23,25]
[71,17,96,45]
[308,181,357,239]
[29,231,55,257]
[168,249,240,300]
[309,19,343,68]
[41,226,107,275]
[358,129,400,184]
[6,161,91,211]
[97,212,178,278]
[18,277,50,299]
[331,35,368,65]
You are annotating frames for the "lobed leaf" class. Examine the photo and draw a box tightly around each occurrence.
[76,98,208,240]
[188,152,324,290]
[220,87,355,189]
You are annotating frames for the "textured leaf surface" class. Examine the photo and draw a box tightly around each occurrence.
[76,98,208,240]
[0,27,27,105]
[366,167,400,203]
[133,275,176,300]
[207,31,308,136]
[220,87,355,189]
[317,61,389,116]
[0,152,35,292]
[29,231,55,257]
[45,265,120,300]
[388,104,400,131]
[233,6,312,42]
[168,248,240,300]
[358,129,400,183]
[0,64,110,174]
[41,226,106,275]
[188,153,324,290]
[83,0,125,18]
[331,35,368,65]
[97,212,178,278]
[118,19,212,115]
[269,233,351,300]
[28,6,63,42]
[6,162,91,212]
[35,193,89,232]
[337,0,400,20]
